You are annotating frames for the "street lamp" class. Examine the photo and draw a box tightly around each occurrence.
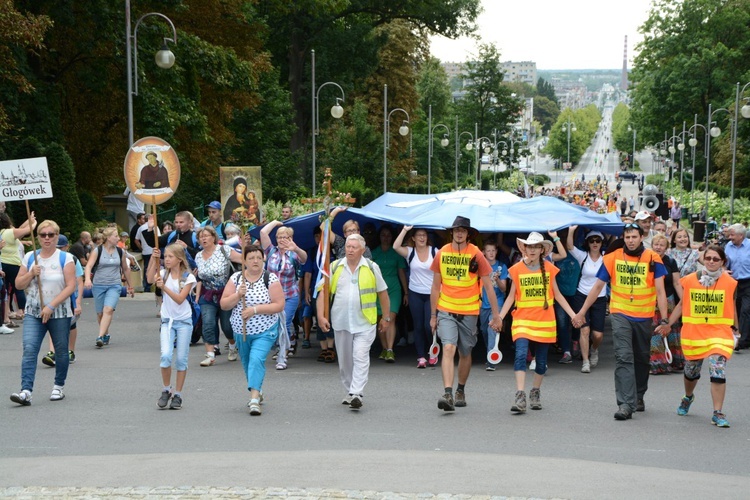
[382,84,410,194]
[454,116,473,189]
[561,118,577,165]
[311,49,345,197]
[728,81,750,222]
[701,104,730,220]
[427,104,449,194]
[627,125,637,170]
[495,139,509,188]
[125,0,178,146]
[475,135,493,189]
[687,115,709,214]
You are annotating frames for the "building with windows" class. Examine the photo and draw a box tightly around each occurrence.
[501,61,537,86]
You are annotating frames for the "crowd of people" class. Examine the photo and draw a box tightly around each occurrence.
[5,195,748,428]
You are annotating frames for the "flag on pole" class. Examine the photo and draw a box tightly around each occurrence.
[313,219,331,298]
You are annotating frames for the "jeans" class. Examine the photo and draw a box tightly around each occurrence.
[611,314,651,412]
[554,296,574,353]
[236,322,279,391]
[284,294,299,345]
[513,338,549,375]
[408,290,431,358]
[198,298,233,345]
[21,316,72,391]
[160,318,192,371]
[142,254,151,292]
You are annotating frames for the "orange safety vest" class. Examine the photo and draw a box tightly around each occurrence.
[437,243,483,315]
[508,261,559,343]
[680,272,737,360]
[604,248,661,318]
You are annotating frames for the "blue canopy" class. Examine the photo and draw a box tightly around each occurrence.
[250,190,624,249]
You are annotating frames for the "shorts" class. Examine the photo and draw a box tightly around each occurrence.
[93,284,122,314]
[684,355,727,383]
[436,310,478,356]
[572,292,607,332]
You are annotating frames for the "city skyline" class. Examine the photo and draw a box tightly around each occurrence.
[430,0,654,70]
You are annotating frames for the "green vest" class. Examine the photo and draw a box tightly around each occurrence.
[330,258,378,325]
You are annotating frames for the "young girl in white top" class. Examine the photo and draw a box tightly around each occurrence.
[147,243,196,410]
[393,225,437,368]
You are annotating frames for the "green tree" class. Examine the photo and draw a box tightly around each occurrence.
[533,96,559,134]
[536,77,558,105]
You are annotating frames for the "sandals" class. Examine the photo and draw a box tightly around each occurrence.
[275,362,287,370]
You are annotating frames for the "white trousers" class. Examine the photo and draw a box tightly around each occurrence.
[334,326,376,396]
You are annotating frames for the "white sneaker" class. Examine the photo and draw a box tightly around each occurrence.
[581,361,591,373]
[590,349,599,368]
[10,389,32,406]
[199,354,215,366]
[0,324,14,334]
[227,349,238,362]
[529,359,536,371]
[50,385,65,401]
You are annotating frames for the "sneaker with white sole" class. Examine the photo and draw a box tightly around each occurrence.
[158,389,171,408]
[227,349,238,362]
[0,324,14,334]
[199,354,215,367]
[529,388,542,410]
[248,399,262,416]
[169,394,182,410]
[581,360,591,373]
[10,389,32,406]
[529,359,536,371]
[590,348,599,368]
[50,385,65,401]
[511,390,527,413]
[349,395,363,409]
[342,394,353,405]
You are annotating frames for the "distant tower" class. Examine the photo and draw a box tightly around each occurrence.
[621,36,628,91]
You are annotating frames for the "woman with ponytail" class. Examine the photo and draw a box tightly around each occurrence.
[498,232,577,413]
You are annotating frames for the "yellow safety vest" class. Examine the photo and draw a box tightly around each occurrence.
[605,248,659,318]
[437,243,482,315]
[330,258,378,325]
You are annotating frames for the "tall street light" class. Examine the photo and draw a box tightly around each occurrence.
[729,81,750,222]
[427,105,449,194]
[495,139,509,188]
[667,130,685,183]
[562,118,576,166]
[702,103,730,219]
[475,135,492,189]
[688,116,708,214]
[311,49,345,197]
[454,116,473,189]
[125,0,178,147]
[382,84,410,194]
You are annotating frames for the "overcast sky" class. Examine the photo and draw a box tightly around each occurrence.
[430,0,655,70]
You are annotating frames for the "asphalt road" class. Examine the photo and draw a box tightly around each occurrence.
[2,291,750,498]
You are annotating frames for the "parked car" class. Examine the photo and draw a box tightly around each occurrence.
[519,166,536,175]
[617,170,638,180]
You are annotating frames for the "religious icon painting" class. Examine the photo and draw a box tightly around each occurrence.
[123,137,180,205]
[220,166,263,229]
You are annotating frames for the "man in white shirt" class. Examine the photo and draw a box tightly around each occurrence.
[317,234,389,410]
[136,214,158,292]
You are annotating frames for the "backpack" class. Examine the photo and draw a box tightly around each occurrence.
[233,269,270,290]
[219,244,242,276]
[166,231,199,270]
[27,249,77,310]
[91,245,124,277]
[407,246,437,266]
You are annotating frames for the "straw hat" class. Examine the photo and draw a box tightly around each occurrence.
[516,231,553,255]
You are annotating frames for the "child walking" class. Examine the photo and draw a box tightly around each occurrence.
[481,241,507,371]
[147,244,196,410]
[498,232,577,413]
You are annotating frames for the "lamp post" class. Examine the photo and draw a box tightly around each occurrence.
[688,116,708,214]
[475,135,493,189]
[382,84,410,194]
[702,104,730,219]
[311,49,345,197]
[628,125,637,170]
[495,139,509,188]
[454,116,473,189]
[125,0,178,147]
[729,81,750,222]
[427,105,449,194]
[562,118,576,165]
[667,130,684,184]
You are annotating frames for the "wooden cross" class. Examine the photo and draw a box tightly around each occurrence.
[302,168,356,323]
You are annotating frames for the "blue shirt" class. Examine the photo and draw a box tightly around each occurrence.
[725,238,750,280]
[481,261,507,309]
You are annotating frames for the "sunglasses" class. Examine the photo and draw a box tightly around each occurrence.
[704,256,723,263]
[588,238,602,243]
[39,232,58,239]
[624,223,640,230]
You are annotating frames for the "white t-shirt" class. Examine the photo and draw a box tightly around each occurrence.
[570,246,607,297]
[407,247,435,294]
[22,249,75,318]
[159,270,196,321]
[136,224,159,256]
[330,257,387,334]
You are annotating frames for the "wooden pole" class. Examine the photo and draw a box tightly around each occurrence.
[151,196,160,283]
[241,236,247,340]
[25,200,44,308]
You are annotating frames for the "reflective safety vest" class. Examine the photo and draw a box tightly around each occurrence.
[508,261,559,343]
[437,243,483,315]
[605,248,660,318]
[680,272,737,360]
[329,258,378,325]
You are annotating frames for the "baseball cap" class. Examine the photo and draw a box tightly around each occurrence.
[56,234,69,248]
[120,231,129,237]
[586,230,604,240]
[207,201,222,210]
[634,211,652,221]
